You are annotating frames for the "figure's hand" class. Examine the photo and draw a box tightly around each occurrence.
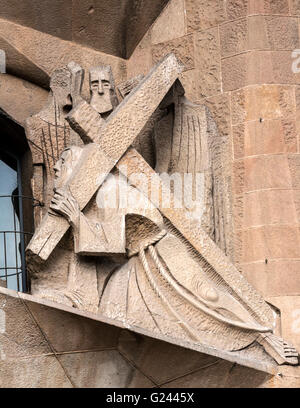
[50,187,80,229]
[67,61,84,108]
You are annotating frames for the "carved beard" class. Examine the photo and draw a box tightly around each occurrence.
[90,93,114,115]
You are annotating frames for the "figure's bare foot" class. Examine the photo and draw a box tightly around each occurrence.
[64,289,84,309]
[258,333,299,366]
[64,289,98,314]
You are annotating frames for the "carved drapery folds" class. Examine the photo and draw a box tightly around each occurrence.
[25,55,299,370]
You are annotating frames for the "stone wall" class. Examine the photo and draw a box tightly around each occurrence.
[126,0,300,386]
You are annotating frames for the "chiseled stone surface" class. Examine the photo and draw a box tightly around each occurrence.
[151,0,186,45]
[226,0,290,19]
[185,0,226,32]
[232,119,297,160]
[0,355,73,388]
[0,17,127,94]
[0,0,169,59]
[1,0,300,389]
[222,51,300,92]
[57,350,151,388]
[0,291,51,360]
[0,74,48,126]
[152,34,195,71]
[0,280,298,387]
[26,301,121,353]
[220,16,299,59]
[194,27,221,98]
[118,330,222,386]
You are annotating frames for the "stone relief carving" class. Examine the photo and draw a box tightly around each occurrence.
[25,63,84,226]
[26,55,299,367]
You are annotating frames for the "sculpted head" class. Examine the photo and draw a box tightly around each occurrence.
[53,146,83,190]
[50,67,73,114]
[89,65,118,115]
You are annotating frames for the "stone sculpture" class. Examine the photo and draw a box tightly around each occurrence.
[26,55,299,367]
[25,63,84,226]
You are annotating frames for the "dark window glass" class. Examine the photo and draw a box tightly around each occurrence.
[0,151,27,291]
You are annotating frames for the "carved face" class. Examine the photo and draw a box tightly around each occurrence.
[50,68,72,113]
[89,66,116,115]
[53,147,82,190]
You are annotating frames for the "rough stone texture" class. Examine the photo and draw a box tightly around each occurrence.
[26,302,121,353]
[220,16,299,59]
[226,0,290,19]
[151,0,186,45]
[127,32,153,78]
[222,51,300,92]
[0,288,289,388]
[231,85,295,125]
[152,35,195,71]
[290,0,300,15]
[0,355,73,388]
[0,0,169,58]
[185,0,227,32]
[1,0,300,388]
[0,18,127,94]
[194,27,222,98]
[232,119,297,160]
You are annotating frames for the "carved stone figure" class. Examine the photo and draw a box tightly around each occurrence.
[25,62,84,225]
[26,55,299,367]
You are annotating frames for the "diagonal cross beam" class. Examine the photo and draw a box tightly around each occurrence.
[26,54,184,263]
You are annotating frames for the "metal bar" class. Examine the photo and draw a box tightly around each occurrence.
[3,232,7,286]
[17,182,27,293]
[12,197,19,291]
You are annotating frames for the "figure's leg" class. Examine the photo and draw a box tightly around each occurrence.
[65,253,99,313]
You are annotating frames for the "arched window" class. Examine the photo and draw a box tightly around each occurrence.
[0,109,36,292]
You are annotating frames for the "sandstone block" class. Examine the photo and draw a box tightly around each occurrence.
[231,85,296,125]
[118,331,220,385]
[57,350,136,388]
[290,0,300,15]
[205,93,231,138]
[127,33,152,78]
[220,16,299,58]
[242,189,298,228]
[241,225,300,263]
[26,301,121,353]
[267,296,300,353]
[220,18,248,58]
[185,0,226,32]
[151,0,185,45]
[163,360,232,388]
[152,35,195,71]
[0,291,51,360]
[179,69,197,101]
[232,119,297,159]
[226,0,289,19]
[248,16,299,51]
[194,27,221,98]
[222,51,300,92]
[242,155,293,191]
